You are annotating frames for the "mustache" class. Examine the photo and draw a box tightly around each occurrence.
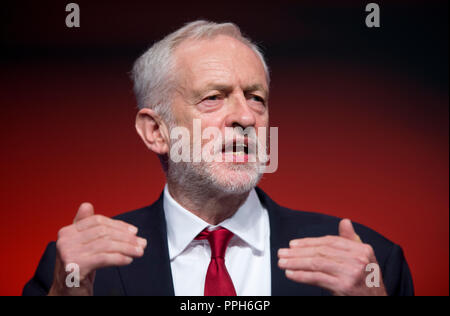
[167,124,269,159]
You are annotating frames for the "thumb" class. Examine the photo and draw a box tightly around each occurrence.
[339,219,362,242]
[73,202,95,223]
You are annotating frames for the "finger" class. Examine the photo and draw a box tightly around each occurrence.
[278,246,347,261]
[339,219,362,242]
[277,246,374,274]
[86,239,146,258]
[79,225,147,247]
[75,214,138,234]
[73,202,95,223]
[278,257,342,276]
[289,235,357,251]
[285,270,338,291]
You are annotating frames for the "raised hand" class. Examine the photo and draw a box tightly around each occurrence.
[48,203,147,296]
[277,219,387,296]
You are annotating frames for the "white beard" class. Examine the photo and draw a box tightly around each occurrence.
[167,158,263,197]
[164,117,266,197]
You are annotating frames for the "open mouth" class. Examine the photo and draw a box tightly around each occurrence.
[232,143,249,155]
[222,139,251,155]
[219,138,257,163]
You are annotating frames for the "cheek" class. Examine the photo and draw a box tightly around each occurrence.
[171,96,195,126]
[256,114,269,128]
[198,114,224,130]
[175,110,193,126]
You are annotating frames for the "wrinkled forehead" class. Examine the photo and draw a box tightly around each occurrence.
[172,35,268,92]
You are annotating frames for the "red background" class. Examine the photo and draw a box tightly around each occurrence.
[1,0,448,295]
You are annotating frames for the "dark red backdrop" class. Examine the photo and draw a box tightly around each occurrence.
[1,0,448,295]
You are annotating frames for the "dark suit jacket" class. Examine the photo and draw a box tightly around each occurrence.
[23,187,414,296]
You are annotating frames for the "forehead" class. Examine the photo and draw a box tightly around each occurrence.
[173,35,268,91]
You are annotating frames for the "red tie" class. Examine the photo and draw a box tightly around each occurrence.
[195,227,237,296]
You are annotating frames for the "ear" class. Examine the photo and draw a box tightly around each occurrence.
[135,108,170,155]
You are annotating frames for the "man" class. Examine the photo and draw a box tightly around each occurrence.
[23,20,414,296]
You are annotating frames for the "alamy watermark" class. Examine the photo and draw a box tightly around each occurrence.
[65,3,80,28]
[365,263,381,288]
[365,3,380,28]
[169,119,278,173]
[65,263,80,288]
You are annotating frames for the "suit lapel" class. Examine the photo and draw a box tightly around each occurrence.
[256,187,324,296]
[118,194,175,296]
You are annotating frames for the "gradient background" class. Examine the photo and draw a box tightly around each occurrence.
[1,0,448,296]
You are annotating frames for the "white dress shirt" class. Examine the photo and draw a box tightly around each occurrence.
[163,184,271,296]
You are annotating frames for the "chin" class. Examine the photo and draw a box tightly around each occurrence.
[206,162,262,194]
[168,160,262,196]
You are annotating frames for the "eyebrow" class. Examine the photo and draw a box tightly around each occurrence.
[244,84,268,97]
[191,84,232,99]
[192,83,268,100]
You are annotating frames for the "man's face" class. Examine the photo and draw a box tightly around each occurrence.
[167,34,269,194]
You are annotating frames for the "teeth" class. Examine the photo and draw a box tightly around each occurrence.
[223,142,249,154]
[224,151,245,155]
[224,150,245,155]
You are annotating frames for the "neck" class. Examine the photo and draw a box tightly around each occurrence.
[167,180,251,225]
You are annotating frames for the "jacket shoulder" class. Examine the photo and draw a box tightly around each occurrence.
[112,193,164,229]
[278,205,395,249]
[257,187,394,248]
[256,187,414,296]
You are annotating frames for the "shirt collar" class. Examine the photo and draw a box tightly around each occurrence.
[163,184,267,260]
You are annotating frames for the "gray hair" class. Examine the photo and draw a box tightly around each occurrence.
[131,20,270,122]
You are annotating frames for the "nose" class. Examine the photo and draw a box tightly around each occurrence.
[224,94,256,128]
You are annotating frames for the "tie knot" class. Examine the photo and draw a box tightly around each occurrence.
[195,227,234,258]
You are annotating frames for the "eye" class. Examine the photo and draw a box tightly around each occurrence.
[200,94,224,109]
[252,95,264,102]
[248,94,266,105]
